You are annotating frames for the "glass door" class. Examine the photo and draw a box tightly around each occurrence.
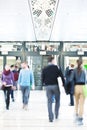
[6,56,16,65]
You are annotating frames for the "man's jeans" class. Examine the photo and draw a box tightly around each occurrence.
[21,86,30,105]
[46,85,60,121]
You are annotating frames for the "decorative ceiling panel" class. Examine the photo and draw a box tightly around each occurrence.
[29,0,59,40]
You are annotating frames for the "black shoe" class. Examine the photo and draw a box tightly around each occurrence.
[49,119,53,122]
[69,103,74,106]
[55,115,58,119]
[6,106,9,110]
[49,113,54,122]
[12,98,15,102]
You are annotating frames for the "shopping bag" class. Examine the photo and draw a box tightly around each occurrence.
[83,85,87,98]
[57,77,65,93]
[57,77,63,87]
[0,85,5,90]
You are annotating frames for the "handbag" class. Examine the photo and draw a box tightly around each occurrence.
[83,85,87,98]
[1,85,5,90]
[57,77,64,92]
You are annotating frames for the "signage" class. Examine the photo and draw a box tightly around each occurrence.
[40,51,46,55]
[1,51,8,55]
[77,51,84,55]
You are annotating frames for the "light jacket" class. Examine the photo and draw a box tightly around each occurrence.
[18,68,34,87]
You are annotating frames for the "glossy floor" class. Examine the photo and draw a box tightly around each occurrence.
[0,88,87,130]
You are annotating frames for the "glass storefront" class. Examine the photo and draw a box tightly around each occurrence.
[0,42,87,89]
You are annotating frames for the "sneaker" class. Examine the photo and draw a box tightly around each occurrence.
[77,117,83,126]
[12,98,15,102]
[24,105,28,110]
[74,114,78,123]
[23,104,25,109]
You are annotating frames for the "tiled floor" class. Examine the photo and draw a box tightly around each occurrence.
[0,88,87,130]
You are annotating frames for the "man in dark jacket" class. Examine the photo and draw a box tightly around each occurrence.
[65,64,74,106]
[42,56,65,122]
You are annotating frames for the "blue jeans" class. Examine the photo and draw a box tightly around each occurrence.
[21,86,30,105]
[46,85,60,121]
[70,94,74,105]
[52,95,55,103]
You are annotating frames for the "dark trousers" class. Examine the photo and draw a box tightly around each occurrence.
[70,94,74,105]
[4,87,11,109]
[10,90,14,99]
[46,85,60,121]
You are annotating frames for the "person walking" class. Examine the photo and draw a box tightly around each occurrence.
[73,58,86,125]
[18,62,34,110]
[65,64,74,106]
[10,64,19,101]
[12,65,19,90]
[1,64,14,110]
[42,56,65,122]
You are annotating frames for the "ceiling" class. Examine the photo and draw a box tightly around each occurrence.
[0,0,87,41]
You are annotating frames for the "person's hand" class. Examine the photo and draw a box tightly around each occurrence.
[18,84,21,90]
[2,82,6,86]
[32,85,35,90]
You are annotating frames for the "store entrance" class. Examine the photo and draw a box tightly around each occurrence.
[27,55,59,90]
